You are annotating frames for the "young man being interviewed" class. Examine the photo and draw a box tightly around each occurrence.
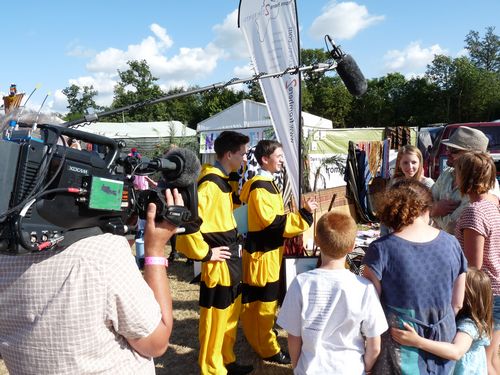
[239,139,318,364]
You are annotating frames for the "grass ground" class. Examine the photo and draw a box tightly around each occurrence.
[0,246,292,375]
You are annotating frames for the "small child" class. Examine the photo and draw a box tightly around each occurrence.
[391,267,492,375]
[277,211,388,374]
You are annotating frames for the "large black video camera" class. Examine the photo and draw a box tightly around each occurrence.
[0,122,200,255]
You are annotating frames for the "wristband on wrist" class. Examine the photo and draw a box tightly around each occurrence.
[144,256,169,267]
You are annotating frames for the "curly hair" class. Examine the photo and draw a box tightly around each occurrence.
[315,211,357,259]
[392,145,424,181]
[376,179,433,231]
[454,151,496,195]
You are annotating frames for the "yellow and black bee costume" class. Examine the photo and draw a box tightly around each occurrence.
[177,163,243,375]
[239,173,312,358]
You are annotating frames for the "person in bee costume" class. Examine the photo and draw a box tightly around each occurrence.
[176,131,252,375]
[239,140,318,364]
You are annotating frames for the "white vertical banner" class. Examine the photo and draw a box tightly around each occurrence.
[238,0,301,205]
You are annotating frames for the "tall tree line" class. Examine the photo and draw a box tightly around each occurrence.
[63,27,500,128]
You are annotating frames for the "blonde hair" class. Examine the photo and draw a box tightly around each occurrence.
[455,151,496,195]
[458,267,493,339]
[315,211,357,259]
[393,145,424,180]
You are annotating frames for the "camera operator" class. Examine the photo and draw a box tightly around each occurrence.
[0,186,182,374]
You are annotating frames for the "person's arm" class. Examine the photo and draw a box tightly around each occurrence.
[176,180,232,262]
[364,336,381,373]
[287,334,302,369]
[462,228,485,268]
[145,176,158,187]
[451,272,466,315]
[431,199,460,218]
[126,188,180,357]
[362,266,382,296]
[391,322,472,360]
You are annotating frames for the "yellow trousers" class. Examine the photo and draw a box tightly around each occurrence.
[240,299,280,358]
[199,295,242,375]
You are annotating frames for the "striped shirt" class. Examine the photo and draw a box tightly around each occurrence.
[0,233,161,374]
[456,199,500,295]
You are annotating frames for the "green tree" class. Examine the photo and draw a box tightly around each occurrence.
[300,48,353,126]
[110,60,167,122]
[399,77,440,126]
[465,26,500,72]
[426,55,456,122]
[62,84,102,122]
[245,81,265,103]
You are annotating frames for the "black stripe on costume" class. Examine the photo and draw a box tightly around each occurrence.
[198,174,231,193]
[242,280,280,303]
[228,171,241,182]
[202,229,239,249]
[244,215,286,253]
[249,180,278,195]
[299,207,313,226]
[232,192,241,205]
[199,281,242,309]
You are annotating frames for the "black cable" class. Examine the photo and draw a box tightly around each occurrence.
[0,129,68,220]
[15,187,84,251]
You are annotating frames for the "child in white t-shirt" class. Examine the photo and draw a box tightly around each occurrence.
[277,211,388,374]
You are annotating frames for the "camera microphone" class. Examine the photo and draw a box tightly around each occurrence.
[326,35,368,97]
[155,148,201,187]
[134,147,201,225]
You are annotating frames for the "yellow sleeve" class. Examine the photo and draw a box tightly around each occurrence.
[249,183,312,237]
[176,181,213,261]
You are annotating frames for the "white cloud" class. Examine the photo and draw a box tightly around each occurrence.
[66,40,96,58]
[159,80,190,92]
[55,10,246,112]
[211,9,249,59]
[233,63,254,78]
[150,23,173,49]
[383,41,447,75]
[456,48,469,58]
[309,1,384,40]
[85,22,226,84]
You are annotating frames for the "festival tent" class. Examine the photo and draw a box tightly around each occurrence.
[198,99,417,190]
[197,99,333,163]
[78,121,197,153]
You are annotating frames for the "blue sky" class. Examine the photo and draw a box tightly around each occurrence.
[2,0,499,114]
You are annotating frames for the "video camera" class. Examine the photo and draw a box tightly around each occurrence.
[0,122,200,255]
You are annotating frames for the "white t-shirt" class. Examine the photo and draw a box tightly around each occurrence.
[277,268,388,375]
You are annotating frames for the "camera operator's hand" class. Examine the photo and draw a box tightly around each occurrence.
[144,188,183,257]
[210,246,232,262]
[129,188,182,358]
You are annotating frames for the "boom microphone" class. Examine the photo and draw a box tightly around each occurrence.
[336,55,368,97]
[326,35,368,97]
